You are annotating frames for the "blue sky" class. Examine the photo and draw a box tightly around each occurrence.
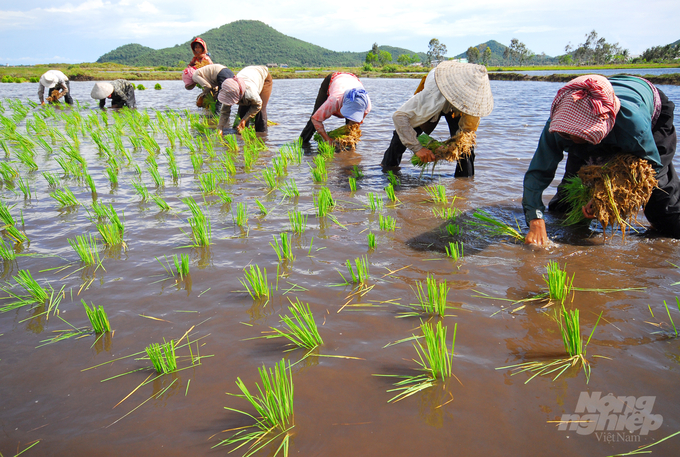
[1,0,678,65]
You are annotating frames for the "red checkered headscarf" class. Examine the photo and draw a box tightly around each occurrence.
[549,75,621,145]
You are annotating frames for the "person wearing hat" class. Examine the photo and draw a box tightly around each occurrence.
[217,65,272,134]
[91,80,136,109]
[38,70,73,105]
[380,61,493,175]
[523,74,679,245]
[183,64,234,114]
[188,37,213,69]
[299,72,371,145]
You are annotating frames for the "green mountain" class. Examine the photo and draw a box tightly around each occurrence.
[454,40,557,65]
[97,20,425,67]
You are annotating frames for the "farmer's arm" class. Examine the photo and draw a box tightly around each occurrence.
[38,83,46,104]
[238,89,262,129]
[311,98,339,143]
[393,111,434,162]
[522,121,566,245]
[217,104,232,134]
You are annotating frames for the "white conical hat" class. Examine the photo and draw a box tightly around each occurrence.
[40,72,58,89]
[91,82,114,99]
[434,61,494,117]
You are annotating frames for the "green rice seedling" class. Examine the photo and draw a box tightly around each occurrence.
[234,202,248,227]
[432,207,458,220]
[387,170,400,187]
[411,274,450,317]
[561,175,592,226]
[17,177,32,199]
[131,180,150,200]
[348,177,357,192]
[13,269,49,304]
[15,149,38,170]
[223,133,239,152]
[243,146,258,172]
[498,305,602,383]
[0,202,26,243]
[0,162,19,182]
[341,256,370,285]
[425,184,447,203]
[272,156,288,177]
[378,321,457,402]
[151,194,171,211]
[217,153,236,175]
[0,240,16,260]
[154,83,162,90]
[68,233,101,266]
[261,167,278,189]
[288,211,307,234]
[0,139,11,157]
[281,179,299,198]
[35,136,53,154]
[271,232,295,262]
[102,204,124,235]
[379,214,396,231]
[190,153,203,173]
[85,174,96,194]
[97,222,124,247]
[265,298,323,349]
[146,154,158,169]
[105,166,118,186]
[445,241,464,260]
[173,253,190,280]
[367,192,384,212]
[88,202,109,219]
[351,164,364,179]
[216,359,294,456]
[240,264,270,300]
[216,188,233,204]
[314,187,335,217]
[183,197,211,247]
[310,155,327,183]
[255,199,268,216]
[367,232,376,249]
[50,187,80,208]
[83,300,111,333]
[317,140,335,158]
[199,173,218,194]
[384,183,399,203]
[146,340,178,374]
[468,209,526,243]
[168,159,180,181]
[446,223,460,236]
[544,261,575,305]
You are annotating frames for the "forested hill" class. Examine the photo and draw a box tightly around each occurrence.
[97,20,425,67]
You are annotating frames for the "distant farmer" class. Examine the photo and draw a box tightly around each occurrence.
[299,72,371,145]
[38,70,73,105]
[523,74,679,245]
[217,65,272,134]
[380,61,493,176]
[188,37,213,69]
[91,80,136,109]
[183,63,234,114]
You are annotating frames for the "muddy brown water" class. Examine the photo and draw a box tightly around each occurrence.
[1,79,680,456]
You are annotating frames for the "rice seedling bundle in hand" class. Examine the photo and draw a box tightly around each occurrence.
[411,131,476,167]
[216,359,294,456]
[46,88,66,103]
[576,155,657,235]
[83,299,111,333]
[313,124,362,151]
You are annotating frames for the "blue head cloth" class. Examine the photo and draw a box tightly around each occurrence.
[340,88,369,122]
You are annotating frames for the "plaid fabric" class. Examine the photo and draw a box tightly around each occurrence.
[549,75,621,145]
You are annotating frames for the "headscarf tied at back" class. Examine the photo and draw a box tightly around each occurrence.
[340,88,370,123]
[218,77,246,106]
[549,74,621,145]
[182,66,196,88]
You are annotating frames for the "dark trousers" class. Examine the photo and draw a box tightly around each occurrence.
[214,68,236,115]
[63,81,73,105]
[299,73,351,143]
[237,73,273,132]
[549,89,680,238]
[380,113,475,177]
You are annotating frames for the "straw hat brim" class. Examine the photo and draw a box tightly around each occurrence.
[91,82,114,99]
[434,61,494,117]
[40,73,58,89]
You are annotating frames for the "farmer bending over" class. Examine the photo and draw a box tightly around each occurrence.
[183,63,234,115]
[523,74,679,245]
[299,72,371,145]
[380,61,493,176]
[217,66,273,134]
[91,80,136,109]
[38,70,73,105]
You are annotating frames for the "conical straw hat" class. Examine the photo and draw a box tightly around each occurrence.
[434,61,494,117]
[91,82,114,99]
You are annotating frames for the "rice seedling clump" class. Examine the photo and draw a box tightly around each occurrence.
[411,131,476,167]
[313,124,362,151]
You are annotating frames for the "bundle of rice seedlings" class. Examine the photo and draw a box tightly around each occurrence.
[411,131,476,167]
[46,88,66,103]
[146,340,178,374]
[264,298,323,350]
[83,300,111,333]
[313,124,362,151]
[576,155,657,236]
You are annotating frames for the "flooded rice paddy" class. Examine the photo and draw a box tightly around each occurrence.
[1,79,680,456]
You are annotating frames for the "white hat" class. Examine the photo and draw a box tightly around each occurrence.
[40,72,58,89]
[434,61,494,117]
[91,82,114,99]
